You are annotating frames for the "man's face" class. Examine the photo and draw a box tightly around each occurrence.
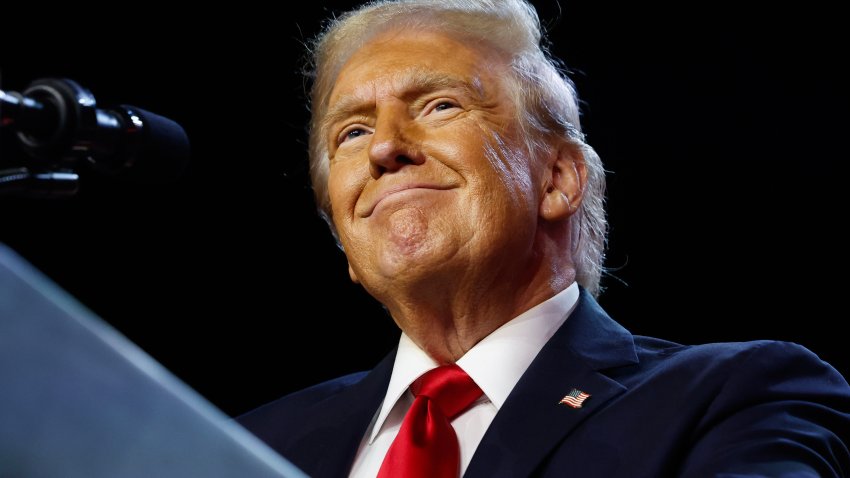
[324,28,545,296]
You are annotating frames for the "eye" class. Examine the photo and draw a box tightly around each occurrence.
[423,98,460,117]
[431,101,458,113]
[339,127,370,145]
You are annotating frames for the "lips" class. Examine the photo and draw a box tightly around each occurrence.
[359,184,455,217]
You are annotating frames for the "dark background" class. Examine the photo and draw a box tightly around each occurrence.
[1,1,847,418]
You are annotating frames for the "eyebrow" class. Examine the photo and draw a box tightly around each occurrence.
[322,69,486,132]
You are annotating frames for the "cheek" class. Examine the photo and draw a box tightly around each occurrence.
[452,117,534,195]
[327,161,365,218]
[475,135,537,210]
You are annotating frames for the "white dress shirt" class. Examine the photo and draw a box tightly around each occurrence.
[348,282,580,477]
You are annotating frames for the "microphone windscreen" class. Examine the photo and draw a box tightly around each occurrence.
[121,105,191,184]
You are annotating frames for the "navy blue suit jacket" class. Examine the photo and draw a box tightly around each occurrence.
[238,290,850,476]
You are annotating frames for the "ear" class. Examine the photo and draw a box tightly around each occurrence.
[348,261,361,284]
[539,143,587,222]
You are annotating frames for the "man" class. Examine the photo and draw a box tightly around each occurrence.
[238,0,850,476]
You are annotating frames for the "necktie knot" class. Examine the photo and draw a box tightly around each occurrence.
[411,364,483,419]
[377,364,483,478]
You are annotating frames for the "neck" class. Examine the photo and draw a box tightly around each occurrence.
[379,231,576,363]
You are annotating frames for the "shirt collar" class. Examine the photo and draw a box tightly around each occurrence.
[369,282,580,443]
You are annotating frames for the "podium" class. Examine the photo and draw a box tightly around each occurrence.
[0,243,307,477]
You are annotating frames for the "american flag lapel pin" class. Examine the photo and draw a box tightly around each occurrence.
[558,388,591,409]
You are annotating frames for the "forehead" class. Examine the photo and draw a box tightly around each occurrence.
[328,28,509,105]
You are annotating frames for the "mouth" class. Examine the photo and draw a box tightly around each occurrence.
[360,184,455,218]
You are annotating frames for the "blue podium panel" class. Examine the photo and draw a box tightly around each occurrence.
[0,243,307,478]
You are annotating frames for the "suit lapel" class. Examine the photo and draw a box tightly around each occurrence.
[298,349,397,478]
[465,289,638,478]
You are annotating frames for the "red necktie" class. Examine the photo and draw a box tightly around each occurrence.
[377,364,483,478]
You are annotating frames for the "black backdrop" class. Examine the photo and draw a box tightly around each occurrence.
[1,1,847,418]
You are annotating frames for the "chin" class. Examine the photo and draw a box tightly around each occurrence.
[378,240,442,275]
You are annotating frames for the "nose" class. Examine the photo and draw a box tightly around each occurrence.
[368,104,425,179]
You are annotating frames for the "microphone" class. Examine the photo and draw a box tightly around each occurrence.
[1,78,190,185]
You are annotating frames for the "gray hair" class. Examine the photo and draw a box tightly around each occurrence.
[305,0,608,297]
